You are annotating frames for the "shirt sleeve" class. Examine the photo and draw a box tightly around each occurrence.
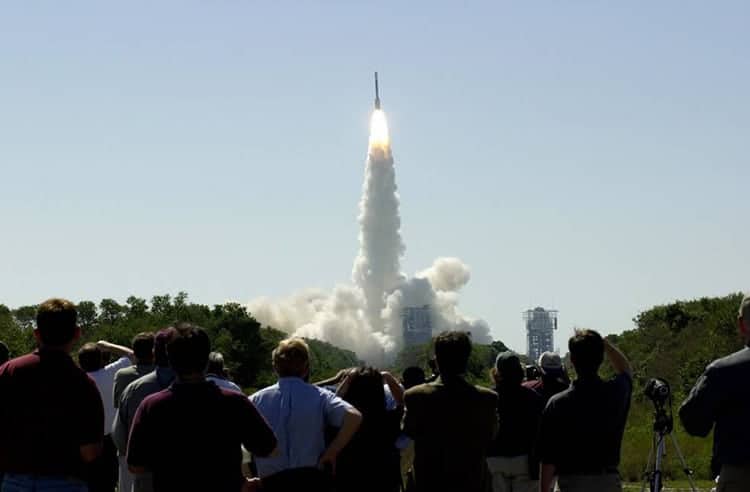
[106,357,132,374]
[127,398,154,469]
[77,375,105,446]
[237,395,277,457]
[679,364,722,437]
[322,389,353,427]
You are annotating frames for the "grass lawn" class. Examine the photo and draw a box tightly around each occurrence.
[623,480,715,491]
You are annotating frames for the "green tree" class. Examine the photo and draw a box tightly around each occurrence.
[99,298,125,325]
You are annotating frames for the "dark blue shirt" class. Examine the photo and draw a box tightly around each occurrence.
[537,372,632,475]
[680,346,750,466]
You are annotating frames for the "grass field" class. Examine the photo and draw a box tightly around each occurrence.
[623,480,715,491]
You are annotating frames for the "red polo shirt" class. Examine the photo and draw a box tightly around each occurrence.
[0,349,104,478]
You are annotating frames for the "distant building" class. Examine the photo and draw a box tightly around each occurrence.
[402,305,433,347]
[524,307,558,363]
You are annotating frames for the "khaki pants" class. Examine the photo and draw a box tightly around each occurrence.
[487,455,537,492]
[558,473,621,492]
[718,464,750,492]
[118,455,133,492]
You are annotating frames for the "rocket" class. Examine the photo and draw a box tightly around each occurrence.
[374,72,381,109]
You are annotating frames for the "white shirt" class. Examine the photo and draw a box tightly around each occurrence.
[88,357,132,435]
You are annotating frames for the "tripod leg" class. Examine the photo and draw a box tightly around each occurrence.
[641,433,656,492]
[668,432,699,492]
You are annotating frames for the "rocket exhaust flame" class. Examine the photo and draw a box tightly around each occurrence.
[368,109,390,150]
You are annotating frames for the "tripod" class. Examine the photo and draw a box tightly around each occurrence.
[640,404,698,492]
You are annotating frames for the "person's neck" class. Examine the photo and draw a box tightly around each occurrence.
[38,344,71,354]
[176,372,205,384]
[136,359,154,367]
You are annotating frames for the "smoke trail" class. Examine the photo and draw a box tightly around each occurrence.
[351,110,405,332]
[246,109,492,363]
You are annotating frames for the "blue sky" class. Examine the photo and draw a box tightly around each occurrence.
[1,2,747,352]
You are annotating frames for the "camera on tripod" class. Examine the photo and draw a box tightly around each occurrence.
[644,378,671,407]
[640,377,697,492]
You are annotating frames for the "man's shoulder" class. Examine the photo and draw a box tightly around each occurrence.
[0,353,40,373]
[115,365,138,379]
[708,347,750,373]
[139,387,172,409]
[250,383,281,401]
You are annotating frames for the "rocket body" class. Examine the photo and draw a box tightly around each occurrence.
[374,72,381,109]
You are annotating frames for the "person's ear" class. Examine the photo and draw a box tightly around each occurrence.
[33,330,42,344]
[74,326,82,342]
[739,317,747,339]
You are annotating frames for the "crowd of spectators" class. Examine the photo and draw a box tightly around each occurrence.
[0,295,747,492]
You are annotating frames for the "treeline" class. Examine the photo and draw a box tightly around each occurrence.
[609,292,745,481]
[0,293,359,390]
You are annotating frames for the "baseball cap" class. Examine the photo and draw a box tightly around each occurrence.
[538,351,563,375]
[740,293,750,320]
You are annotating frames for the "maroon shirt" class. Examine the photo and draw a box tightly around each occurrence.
[127,381,277,492]
[0,350,104,478]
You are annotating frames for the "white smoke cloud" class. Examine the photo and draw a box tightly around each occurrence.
[246,110,492,363]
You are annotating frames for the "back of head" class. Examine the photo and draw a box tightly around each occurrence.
[434,331,472,378]
[402,366,426,389]
[167,324,211,377]
[78,343,104,372]
[339,367,385,418]
[207,351,226,376]
[154,327,177,368]
[0,341,10,365]
[36,298,78,348]
[132,332,155,364]
[272,338,310,379]
[568,329,604,378]
[494,351,524,387]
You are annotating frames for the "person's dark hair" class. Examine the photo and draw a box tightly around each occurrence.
[495,351,524,387]
[401,366,426,389]
[36,298,78,347]
[132,332,155,363]
[207,351,227,377]
[154,327,176,367]
[434,331,472,377]
[167,324,211,376]
[78,343,104,372]
[0,341,10,365]
[569,329,605,377]
[338,367,386,421]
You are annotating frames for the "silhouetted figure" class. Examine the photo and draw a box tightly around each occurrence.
[401,366,426,390]
[335,368,403,492]
[250,338,362,492]
[114,332,155,408]
[112,332,155,492]
[0,298,104,492]
[403,331,498,492]
[537,330,632,492]
[112,328,177,492]
[206,351,242,393]
[79,340,134,492]
[127,324,277,492]
[680,293,750,490]
[487,352,543,492]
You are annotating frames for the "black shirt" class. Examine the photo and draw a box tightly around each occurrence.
[488,384,543,457]
[128,381,277,492]
[537,372,632,475]
[680,346,750,466]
